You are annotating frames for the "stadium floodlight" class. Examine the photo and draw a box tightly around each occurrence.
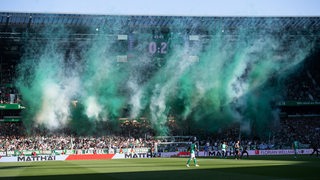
[117,55,128,62]
[189,55,199,62]
[118,35,128,40]
[189,35,199,41]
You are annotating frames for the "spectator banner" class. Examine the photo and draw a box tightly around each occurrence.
[0,103,24,110]
[279,101,320,106]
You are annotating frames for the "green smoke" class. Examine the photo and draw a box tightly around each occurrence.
[15,18,315,136]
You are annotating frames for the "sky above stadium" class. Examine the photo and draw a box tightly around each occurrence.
[0,0,320,16]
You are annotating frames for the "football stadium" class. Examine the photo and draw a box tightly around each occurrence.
[0,1,320,179]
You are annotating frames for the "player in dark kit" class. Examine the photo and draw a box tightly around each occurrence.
[310,140,319,157]
[241,143,249,158]
[234,140,240,160]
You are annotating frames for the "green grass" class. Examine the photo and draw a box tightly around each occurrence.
[0,155,319,180]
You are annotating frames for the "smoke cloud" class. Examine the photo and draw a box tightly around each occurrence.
[15,19,315,136]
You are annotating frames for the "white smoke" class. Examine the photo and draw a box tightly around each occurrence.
[127,79,143,118]
[85,96,102,119]
[35,77,80,129]
[149,48,197,130]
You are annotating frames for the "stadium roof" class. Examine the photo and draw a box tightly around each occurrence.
[1,12,320,30]
[0,12,320,60]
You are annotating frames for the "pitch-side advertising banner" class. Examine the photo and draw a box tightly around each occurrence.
[0,149,315,162]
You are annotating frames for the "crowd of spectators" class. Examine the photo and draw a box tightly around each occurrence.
[0,86,20,104]
[0,62,21,104]
[1,115,319,155]
[0,122,159,155]
[285,70,320,101]
[0,133,157,153]
[273,117,320,147]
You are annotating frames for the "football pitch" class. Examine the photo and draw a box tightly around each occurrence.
[0,155,319,180]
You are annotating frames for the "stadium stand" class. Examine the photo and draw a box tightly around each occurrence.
[0,13,320,156]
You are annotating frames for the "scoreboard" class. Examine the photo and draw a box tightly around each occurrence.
[116,29,208,64]
[125,30,171,60]
[147,33,169,56]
